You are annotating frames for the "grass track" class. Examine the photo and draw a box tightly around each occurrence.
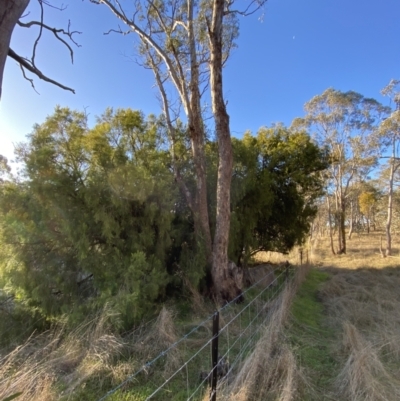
[284,232,400,400]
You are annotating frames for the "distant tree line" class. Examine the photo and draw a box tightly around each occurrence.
[304,81,400,257]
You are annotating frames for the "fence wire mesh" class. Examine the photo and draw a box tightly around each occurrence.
[96,264,295,401]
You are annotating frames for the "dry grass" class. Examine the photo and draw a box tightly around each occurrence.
[335,322,400,401]
[311,231,400,270]
[218,265,309,401]
[307,231,400,400]
[136,306,182,377]
[0,306,127,401]
[8,231,400,401]
[253,248,304,266]
[0,302,210,401]
[221,231,400,401]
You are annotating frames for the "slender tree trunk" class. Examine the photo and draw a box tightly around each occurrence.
[327,195,336,255]
[189,120,213,262]
[348,201,354,239]
[0,0,29,99]
[209,0,240,301]
[339,197,346,253]
[187,0,212,261]
[335,191,341,253]
[385,139,396,257]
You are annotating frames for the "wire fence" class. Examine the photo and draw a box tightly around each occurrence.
[96,261,298,401]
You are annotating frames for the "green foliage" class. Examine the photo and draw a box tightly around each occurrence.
[359,185,379,217]
[102,252,167,328]
[228,126,329,264]
[289,269,337,392]
[0,107,175,327]
[0,107,328,332]
[293,88,388,179]
[2,393,23,401]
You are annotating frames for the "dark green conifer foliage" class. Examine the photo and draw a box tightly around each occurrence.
[228,126,328,265]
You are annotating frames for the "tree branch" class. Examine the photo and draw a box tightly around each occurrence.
[8,48,75,93]
[16,18,81,64]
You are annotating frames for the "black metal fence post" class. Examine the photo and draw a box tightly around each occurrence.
[299,249,303,266]
[210,311,219,401]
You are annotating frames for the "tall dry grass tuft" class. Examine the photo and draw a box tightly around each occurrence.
[223,265,308,401]
[335,321,400,401]
[136,306,181,377]
[0,306,125,400]
[0,334,58,401]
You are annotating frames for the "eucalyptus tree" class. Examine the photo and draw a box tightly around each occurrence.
[90,0,265,300]
[378,79,400,256]
[293,89,387,254]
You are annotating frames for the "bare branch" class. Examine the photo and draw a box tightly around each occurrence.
[104,24,132,35]
[19,62,40,94]
[41,0,67,11]
[32,0,45,67]
[172,20,187,33]
[224,0,266,17]
[8,48,75,94]
[16,19,81,64]
[94,0,188,109]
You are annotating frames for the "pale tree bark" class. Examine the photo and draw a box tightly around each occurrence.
[148,47,212,261]
[209,0,239,300]
[339,195,346,253]
[348,200,354,239]
[187,0,212,260]
[327,195,336,255]
[336,152,348,254]
[0,0,29,98]
[385,139,397,256]
[94,0,263,300]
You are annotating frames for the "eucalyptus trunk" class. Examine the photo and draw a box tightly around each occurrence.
[385,139,396,257]
[187,0,212,260]
[339,198,346,254]
[327,195,336,255]
[348,201,354,239]
[209,0,240,301]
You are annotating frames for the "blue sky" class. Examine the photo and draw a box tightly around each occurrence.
[1,0,399,166]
